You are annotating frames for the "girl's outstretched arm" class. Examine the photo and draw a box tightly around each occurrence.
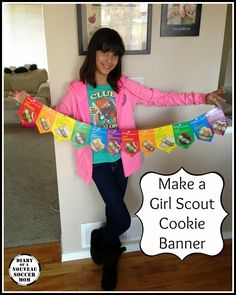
[8,90,29,104]
[8,90,55,109]
[123,77,226,108]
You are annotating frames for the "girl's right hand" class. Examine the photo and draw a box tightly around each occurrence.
[8,90,29,104]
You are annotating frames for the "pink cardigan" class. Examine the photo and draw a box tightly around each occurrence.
[55,76,206,184]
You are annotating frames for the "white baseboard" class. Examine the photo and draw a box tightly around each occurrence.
[62,241,140,262]
[62,231,232,262]
[62,250,91,262]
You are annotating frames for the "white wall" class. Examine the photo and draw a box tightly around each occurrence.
[42,4,232,258]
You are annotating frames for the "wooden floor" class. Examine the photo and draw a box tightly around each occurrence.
[4,239,232,292]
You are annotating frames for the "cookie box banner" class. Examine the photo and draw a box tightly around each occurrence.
[18,96,228,156]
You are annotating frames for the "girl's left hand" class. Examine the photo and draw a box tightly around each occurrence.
[204,88,226,108]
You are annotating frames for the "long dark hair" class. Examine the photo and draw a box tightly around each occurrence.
[80,28,125,93]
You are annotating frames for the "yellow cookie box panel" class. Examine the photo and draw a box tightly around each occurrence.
[51,113,76,141]
[154,125,176,153]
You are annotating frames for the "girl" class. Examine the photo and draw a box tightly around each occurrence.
[9,28,225,291]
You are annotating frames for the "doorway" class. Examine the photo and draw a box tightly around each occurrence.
[3,3,61,248]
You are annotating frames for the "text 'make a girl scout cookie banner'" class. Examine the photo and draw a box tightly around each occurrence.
[137,168,228,260]
[18,96,229,156]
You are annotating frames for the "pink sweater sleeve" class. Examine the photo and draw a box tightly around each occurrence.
[54,85,74,115]
[123,77,206,107]
[54,83,82,121]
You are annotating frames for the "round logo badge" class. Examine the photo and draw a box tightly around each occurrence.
[9,254,41,286]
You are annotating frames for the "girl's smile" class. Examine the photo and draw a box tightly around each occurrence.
[95,50,119,84]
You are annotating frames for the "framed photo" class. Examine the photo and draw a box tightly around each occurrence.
[160,4,202,37]
[76,4,152,55]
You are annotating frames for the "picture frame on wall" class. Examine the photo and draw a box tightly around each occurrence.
[76,3,152,55]
[160,4,202,37]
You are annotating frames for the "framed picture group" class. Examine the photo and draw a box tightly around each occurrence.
[76,3,202,55]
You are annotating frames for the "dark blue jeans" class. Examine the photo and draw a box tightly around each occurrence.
[92,158,131,247]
